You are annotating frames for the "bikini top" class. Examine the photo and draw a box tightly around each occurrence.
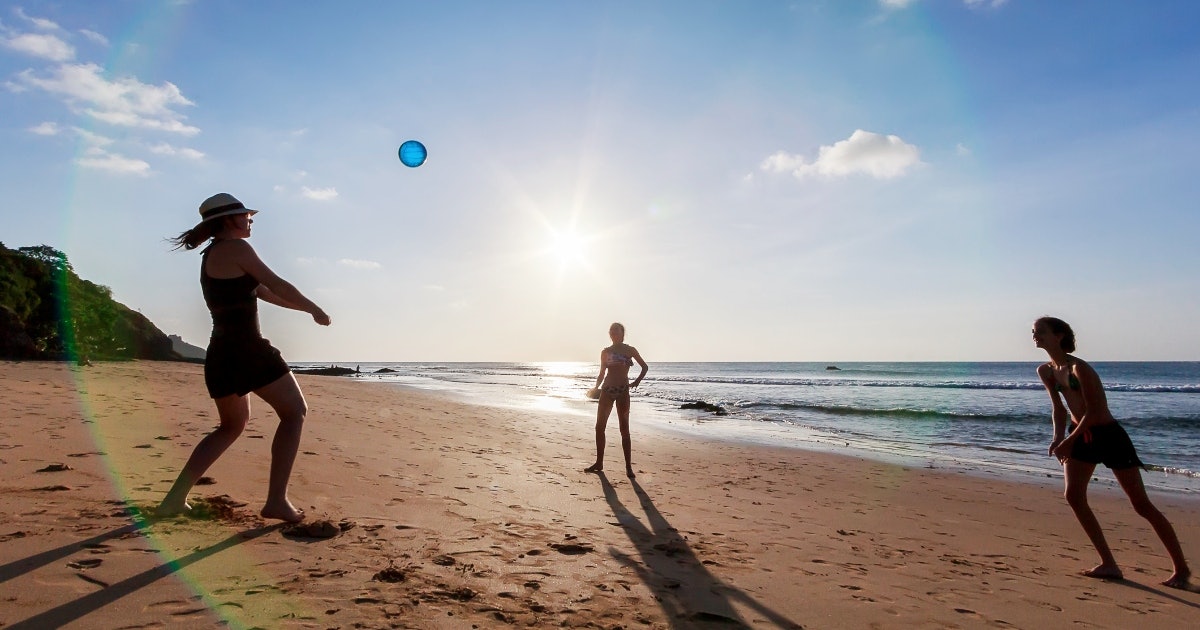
[1054,372,1081,392]
[200,244,261,340]
[606,350,633,368]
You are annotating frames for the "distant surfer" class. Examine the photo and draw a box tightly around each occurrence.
[585,322,648,478]
[1033,316,1189,588]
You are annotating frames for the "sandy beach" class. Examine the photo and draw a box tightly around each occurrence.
[1,361,1198,629]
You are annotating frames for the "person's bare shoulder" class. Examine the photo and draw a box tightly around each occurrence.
[1036,362,1055,385]
[1072,357,1099,379]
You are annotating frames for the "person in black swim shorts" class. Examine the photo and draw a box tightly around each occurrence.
[1033,316,1189,588]
[159,193,331,523]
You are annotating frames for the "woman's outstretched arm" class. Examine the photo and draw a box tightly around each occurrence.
[225,240,330,325]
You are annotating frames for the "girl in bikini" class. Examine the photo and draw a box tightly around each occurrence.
[585,322,648,478]
[1033,316,1189,588]
[158,193,331,523]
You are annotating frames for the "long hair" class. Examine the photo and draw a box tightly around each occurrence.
[168,219,224,251]
[1036,316,1076,353]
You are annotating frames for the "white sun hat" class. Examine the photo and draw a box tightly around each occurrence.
[198,192,258,223]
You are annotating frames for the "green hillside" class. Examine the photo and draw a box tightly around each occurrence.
[0,242,181,361]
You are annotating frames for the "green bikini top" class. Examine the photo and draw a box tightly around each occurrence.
[1055,373,1081,392]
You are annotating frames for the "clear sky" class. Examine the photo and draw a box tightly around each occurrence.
[2,1,1199,362]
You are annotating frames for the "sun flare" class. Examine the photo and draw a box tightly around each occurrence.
[548,228,588,268]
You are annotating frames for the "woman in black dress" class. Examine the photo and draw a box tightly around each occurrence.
[159,193,330,522]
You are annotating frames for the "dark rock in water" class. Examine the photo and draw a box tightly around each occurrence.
[374,367,397,373]
[680,401,727,415]
[825,365,841,370]
[293,365,357,376]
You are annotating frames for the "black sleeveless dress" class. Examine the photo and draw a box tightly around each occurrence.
[201,244,290,398]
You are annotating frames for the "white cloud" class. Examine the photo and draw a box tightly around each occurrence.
[76,150,151,176]
[14,8,60,31]
[29,121,60,135]
[956,143,971,157]
[761,129,923,180]
[301,186,338,201]
[338,259,382,270]
[965,0,1008,7]
[72,127,113,146]
[273,184,286,193]
[16,63,199,135]
[2,32,74,61]
[149,142,205,159]
[879,0,917,8]
[78,29,109,46]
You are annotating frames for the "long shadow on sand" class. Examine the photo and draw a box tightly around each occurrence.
[5,522,281,629]
[0,522,143,585]
[597,473,801,629]
[1112,579,1200,608]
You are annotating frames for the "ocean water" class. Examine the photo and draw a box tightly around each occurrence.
[307,361,1200,495]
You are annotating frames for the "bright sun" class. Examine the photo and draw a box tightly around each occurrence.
[549,228,588,267]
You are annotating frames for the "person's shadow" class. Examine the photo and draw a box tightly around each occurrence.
[597,473,801,629]
[3,521,281,629]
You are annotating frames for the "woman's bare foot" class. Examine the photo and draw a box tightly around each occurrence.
[1080,564,1123,580]
[584,463,603,473]
[1162,569,1190,589]
[154,499,191,518]
[261,500,305,523]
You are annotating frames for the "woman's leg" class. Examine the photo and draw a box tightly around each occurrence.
[253,373,308,522]
[157,394,249,515]
[586,395,615,472]
[1064,459,1122,578]
[1112,466,1191,588]
[615,394,633,477]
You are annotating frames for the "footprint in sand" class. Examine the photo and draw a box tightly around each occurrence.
[549,542,594,555]
[372,566,407,582]
[282,519,354,539]
[36,463,73,472]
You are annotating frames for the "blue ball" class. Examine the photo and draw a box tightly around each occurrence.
[398,140,427,167]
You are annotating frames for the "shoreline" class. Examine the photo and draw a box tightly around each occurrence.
[2,361,1198,628]
[357,373,1200,500]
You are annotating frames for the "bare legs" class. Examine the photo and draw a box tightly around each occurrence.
[157,393,249,516]
[586,392,633,477]
[255,374,308,522]
[1064,460,1122,579]
[1112,466,1191,587]
[1064,459,1191,587]
[157,373,308,523]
